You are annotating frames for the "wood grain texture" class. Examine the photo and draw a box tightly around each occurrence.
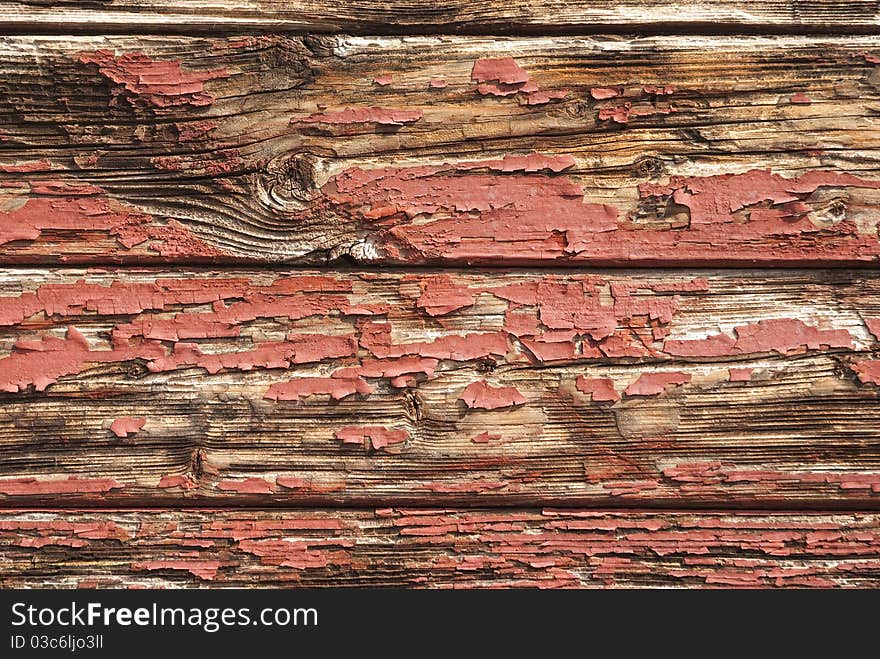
[1,268,878,507]
[2,35,880,265]
[2,509,878,588]
[2,1,879,34]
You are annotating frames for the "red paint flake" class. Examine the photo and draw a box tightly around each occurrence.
[334,426,409,451]
[459,380,526,410]
[852,360,880,385]
[520,338,577,361]
[590,87,622,100]
[78,50,229,114]
[0,477,123,496]
[624,372,691,396]
[264,377,372,401]
[217,478,275,494]
[372,75,392,86]
[457,153,576,173]
[0,326,166,393]
[471,432,502,443]
[664,319,852,356]
[865,318,880,341]
[429,79,448,89]
[0,182,222,257]
[333,355,439,383]
[471,57,531,85]
[575,376,620,401]
[109,416,146,438]
[471,57,567,104]
[175,120,219,141]
[297,107,423,126]
[599,102,674,123]
[416,274,476,315]
[790,92,812,104]
[525,90,570,105]
[157,475,196,490]
[131,560,220,580]
[728,368,754,382]
[0,160,52,173]
[643,85,675,95]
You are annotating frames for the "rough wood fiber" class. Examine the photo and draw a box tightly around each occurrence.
[1,268,878,506]
[2,509,878,588]
[2,35,880,265]
[2,1,878,34]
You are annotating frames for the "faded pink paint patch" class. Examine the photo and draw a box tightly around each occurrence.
[109,417,146,438]
[624,372,691,396]
[334,426,409,452]
[575,376,620,402]
[728,368,754,382]
[78,50,229,114]
[790,92,812,104]
[460,380,526,410]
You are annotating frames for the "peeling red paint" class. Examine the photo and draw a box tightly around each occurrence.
[0,326,166,392]
[852,360,880,385]
[372,75,393,86]
[728,368,754,382]
[790,92,812,104]
[575,376,620,402]
[865,319,880,341]
[110,417,146,438]
[0,181,222,257]
[624,372,691,396]
[0,160,53,173]
[664,319,852,356]
[131,559,220,580]
[429,79,448,89]
[217,478,275,494]
[590,87,622,100]
[471,57,567,105]
[334,426,409,452]
[460,380,526,410]
[264,376,372,401]
[0,477,123,496]
[297,107,423,126]
[78,50,229,114]
[599,102,675,123]
[416,274,476,315]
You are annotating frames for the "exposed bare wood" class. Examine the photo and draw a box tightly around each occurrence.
[2,509,878,587]
[2,35,880,265]
[0,268,878,507]
[1,1,878,35]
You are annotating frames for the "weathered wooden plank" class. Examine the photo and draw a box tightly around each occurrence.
[3,35,880,265]
[2,1,878,35]
[2,509,878,588]
[1,268,878,506]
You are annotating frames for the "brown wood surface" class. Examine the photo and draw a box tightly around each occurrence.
[3,10,880,590]
[2,35,880,266]
[2,1,878,34]
[2,509,878,588]
[0,268,878,507]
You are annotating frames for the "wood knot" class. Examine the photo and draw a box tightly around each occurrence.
[562,99,592,119]
[258,153,320,211]
[403,390,425,422]
[634,157,664,179]
[476,357,497,374]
